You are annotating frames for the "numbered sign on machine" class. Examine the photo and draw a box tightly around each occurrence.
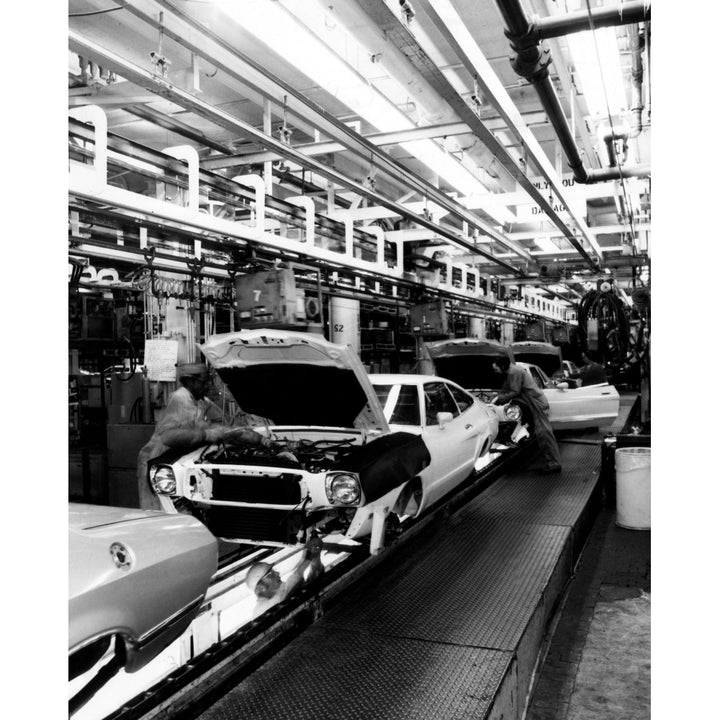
[144,339,179,382]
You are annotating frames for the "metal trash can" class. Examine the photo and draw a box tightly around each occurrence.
[615,447,651,530]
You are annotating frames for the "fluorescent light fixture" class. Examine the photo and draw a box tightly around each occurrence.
[218,0,514,224]
[534,236,563,253]
[566,27,626,120]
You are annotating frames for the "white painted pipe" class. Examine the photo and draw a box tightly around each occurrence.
[232,174,266,233]
[364,225,386,267]
[286,195,315,245]
[164,145,200,212]
[69,104,107,192]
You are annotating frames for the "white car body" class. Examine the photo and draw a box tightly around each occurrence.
[369,374,499,515]
[148,330,431,554]
[69,503,218,678]
[518,362,620,429]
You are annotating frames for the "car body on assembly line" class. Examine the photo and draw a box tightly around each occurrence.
[518,362,619,430]
[420,338,619,432]
[147,329,430,554]
[69,503,218,709]
[369,374,499,517]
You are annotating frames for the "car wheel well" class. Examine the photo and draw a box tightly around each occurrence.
[69,635,124,681]
[394,477,423,518]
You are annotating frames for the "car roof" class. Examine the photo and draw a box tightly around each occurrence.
[369,373,453,385]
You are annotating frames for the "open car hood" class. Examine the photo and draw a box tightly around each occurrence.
[200,329,390,431]
[420,339,514,390]
[510,342,563,377]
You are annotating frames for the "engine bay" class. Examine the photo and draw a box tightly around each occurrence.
[197,437,361,473]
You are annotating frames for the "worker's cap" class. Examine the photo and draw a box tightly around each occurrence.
[245,562,274,593]
[176,362,210,380]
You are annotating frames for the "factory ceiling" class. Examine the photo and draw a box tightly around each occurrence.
[68,0,651,305]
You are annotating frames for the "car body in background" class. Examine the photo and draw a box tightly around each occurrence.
[418,338,525,441]
[148,330,430,553]
[519,362,620,430]
[510,341,565,380]
[69,503,218,687]
[419,338,619,432]
[562,359,580,377]
[369,374,499,517]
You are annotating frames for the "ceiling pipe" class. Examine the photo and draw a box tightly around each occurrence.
[602,23,645,168]
[493,0,650,184]
[533,2,650,40]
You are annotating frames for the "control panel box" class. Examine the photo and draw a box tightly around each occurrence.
[409,300,448,336]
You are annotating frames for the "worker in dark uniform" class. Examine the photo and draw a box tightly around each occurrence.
[137,362,287,510]
[575,351,608,386]
[492,356,562,473]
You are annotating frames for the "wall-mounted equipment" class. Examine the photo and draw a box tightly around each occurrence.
[409,300,448,337]
[235,269,306,327]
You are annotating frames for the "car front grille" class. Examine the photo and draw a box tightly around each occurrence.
[210,471,303,504]
[207,507,304,544]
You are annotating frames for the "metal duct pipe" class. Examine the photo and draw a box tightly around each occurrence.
[494,0,651,184]
[628,24,645,137]
[534,2,650,40]
[602,25,645,167]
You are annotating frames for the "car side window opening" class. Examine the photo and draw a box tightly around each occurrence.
[390,384,421,425]
[446,383,473,413]
[424,382,460,426]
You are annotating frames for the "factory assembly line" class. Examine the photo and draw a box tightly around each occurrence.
[70,437,530,720]
[65,2,652,718]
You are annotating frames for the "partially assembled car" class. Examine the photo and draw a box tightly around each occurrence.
[420,338,619,432]
[147,330,430,553]
[69,503,218,706]
[519,361,619,430]
[369,374,499,517]
[510,340,565,380]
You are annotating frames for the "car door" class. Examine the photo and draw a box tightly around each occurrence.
[418,381,482,511]
[538,365,620,428]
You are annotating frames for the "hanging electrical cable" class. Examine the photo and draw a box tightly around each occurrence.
[576,284,630,370]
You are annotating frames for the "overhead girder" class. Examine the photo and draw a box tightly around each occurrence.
[107,0,534,265]
[364,0,602,268]
[200,116,547,170]
[69,30,528,276]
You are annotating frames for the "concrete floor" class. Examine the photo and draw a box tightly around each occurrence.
[526,504,651,720]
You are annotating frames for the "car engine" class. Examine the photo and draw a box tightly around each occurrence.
[197,438,360,473]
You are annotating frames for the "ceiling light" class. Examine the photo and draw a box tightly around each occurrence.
[566,27,626,121]
[219,0,513,224]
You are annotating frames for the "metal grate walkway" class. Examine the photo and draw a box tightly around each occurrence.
[196,442,604,720]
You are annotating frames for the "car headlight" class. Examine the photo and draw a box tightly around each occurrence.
[325,473,361,505]
[504,403,522,422]
[149,466,177,494]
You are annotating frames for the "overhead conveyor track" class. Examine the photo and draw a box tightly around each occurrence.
[69,29,528,276]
